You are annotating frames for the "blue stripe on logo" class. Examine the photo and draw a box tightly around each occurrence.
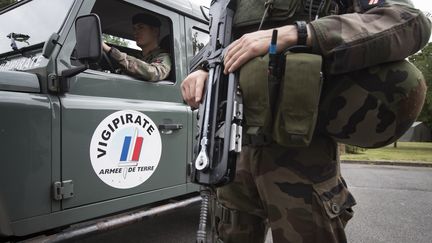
[120,136,132,161]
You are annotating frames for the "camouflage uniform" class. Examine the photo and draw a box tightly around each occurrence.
[109,46,171,81]
[215,0,431,242]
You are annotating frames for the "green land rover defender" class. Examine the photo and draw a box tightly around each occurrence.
[0,0,209,240]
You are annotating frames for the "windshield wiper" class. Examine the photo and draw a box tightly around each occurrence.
[7,32,30,51]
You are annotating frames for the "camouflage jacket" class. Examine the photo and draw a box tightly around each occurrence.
[109,47,171,81]
[309,0,431,74]
[233,0,431,75]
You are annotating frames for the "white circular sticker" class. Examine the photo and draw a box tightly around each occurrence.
[90,110,162,189]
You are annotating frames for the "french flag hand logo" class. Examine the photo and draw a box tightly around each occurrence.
[90,110,162,189]
[119,128,143,165]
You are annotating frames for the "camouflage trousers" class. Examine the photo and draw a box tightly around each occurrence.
[215,136,355,243]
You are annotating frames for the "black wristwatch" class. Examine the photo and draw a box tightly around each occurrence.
[294,21,308,46]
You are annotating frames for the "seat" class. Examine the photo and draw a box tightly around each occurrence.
[160,35,171,53]
[159,35,174,81]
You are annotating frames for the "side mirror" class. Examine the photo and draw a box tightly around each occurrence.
[75,13,102,63]
[59,14,102,93]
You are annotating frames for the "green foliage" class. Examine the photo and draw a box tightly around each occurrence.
[409,43,432,128]
[341,142,432,162]
[192,31,205,55]
[102,34,128,47]
[0,0,18,9]
[345,145,367,154]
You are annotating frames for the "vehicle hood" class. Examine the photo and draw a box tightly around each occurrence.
[0,70,40,93]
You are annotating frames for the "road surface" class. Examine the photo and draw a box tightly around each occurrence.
[66,164,432,243]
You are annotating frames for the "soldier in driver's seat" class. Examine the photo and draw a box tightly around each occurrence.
[102,13,171,81]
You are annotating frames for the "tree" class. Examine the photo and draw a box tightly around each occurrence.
[409,42,432,128]
[0,0,18,9]
[192,31,205,55]
[102,34,128,47]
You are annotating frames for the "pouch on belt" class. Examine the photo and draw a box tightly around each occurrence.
[239,52,323,147]
[239,54,273,138]
[273,52,323,147]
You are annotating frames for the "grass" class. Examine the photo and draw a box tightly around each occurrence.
[341,142,432,163]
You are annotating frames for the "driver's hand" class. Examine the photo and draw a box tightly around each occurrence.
[102,42,111,53]
[181,70,208,108]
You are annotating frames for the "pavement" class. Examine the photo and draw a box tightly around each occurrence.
[61,162,432,243]
[344,163,432,243]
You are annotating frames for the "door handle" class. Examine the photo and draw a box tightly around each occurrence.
[158,123,183,134]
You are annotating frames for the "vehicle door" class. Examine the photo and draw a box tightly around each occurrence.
[56,0,190,209]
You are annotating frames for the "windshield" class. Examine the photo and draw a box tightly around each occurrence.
[0,0,74,55]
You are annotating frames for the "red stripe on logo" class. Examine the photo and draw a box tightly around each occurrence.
[131,137,143,161]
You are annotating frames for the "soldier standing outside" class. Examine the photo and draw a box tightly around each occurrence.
[182,0,431,242]
[102,13,171,81]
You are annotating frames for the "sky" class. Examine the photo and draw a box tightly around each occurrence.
[411,0,432,13]
[189,0,210,7]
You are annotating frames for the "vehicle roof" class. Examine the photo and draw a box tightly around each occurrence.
[1,0,209,23]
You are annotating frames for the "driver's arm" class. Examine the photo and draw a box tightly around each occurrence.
[102,42,111,53]
[103,43,171,81]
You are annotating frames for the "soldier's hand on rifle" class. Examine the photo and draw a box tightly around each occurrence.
[224,25,311,74]
[181,69,209,108]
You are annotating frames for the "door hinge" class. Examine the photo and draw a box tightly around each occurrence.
[53,180,74,201]
[48,73,59,92]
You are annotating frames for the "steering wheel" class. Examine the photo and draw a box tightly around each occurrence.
[101,50,117,73]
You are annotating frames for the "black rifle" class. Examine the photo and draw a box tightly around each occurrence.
[190,1,242,241]
[190,0,242,187]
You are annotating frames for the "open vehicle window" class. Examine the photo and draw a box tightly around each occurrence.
[0,0,74,55]
[102,34,140,51]
[192,27,209,56]
[84,0,174,82]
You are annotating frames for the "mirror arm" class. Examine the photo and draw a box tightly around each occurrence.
[59,64,88,93]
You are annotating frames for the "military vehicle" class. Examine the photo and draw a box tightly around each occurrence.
[0,0,209,241]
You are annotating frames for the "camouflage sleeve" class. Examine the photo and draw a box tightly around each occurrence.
[309,0,431,75]
[109,48,172,81]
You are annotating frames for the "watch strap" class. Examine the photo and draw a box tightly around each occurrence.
[294,21,308,46]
